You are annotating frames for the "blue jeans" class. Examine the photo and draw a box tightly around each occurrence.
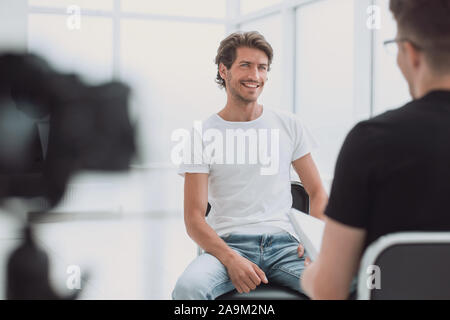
[172,231,308,300]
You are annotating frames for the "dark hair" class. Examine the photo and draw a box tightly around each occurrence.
[389,0,450,73]
[214,31,273,89]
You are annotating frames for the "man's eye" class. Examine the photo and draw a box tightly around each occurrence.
[241,64,249,67]
[259,66,267,70]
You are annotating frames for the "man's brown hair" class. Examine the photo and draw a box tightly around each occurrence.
[389,0,450,73]
[215,31,273,89]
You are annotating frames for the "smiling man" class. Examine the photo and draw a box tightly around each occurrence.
[172,31,328,300]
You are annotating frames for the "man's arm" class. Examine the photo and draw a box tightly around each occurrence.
[300,122,374,299]
[184,173,268,293]
[292,153,328,220]
[300,217,366,299]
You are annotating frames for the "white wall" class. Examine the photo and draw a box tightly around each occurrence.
[0,0,27,52]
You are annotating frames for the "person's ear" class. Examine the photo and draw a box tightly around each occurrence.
[403,41,422,71]
[219,63,228,80]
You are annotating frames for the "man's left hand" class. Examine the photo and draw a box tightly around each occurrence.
[297,244,305,258]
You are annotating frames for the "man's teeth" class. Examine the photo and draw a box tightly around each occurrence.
[242,83,259,88]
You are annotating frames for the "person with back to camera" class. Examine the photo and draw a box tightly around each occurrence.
[301,0,450,299]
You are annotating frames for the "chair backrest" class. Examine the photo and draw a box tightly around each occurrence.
[205,181,309,216]
[357,232,450,300]
[290,181,309,214]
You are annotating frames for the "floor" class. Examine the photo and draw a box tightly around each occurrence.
[0,210,197,300]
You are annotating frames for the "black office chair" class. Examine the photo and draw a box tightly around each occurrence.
[357,232,450,300]
[203,181,310,300]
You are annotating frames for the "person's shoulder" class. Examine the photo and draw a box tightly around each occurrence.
[342,116,386,152]
[264,107,303,125]
[344,100,421,154]
[347,116,383,139]
[350,103,414,141]
[265,106,294,118]
[198,112,223,128]
[367,99,418,124]
[203,112,218,123]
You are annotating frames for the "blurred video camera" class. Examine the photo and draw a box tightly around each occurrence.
[0,52,136,299]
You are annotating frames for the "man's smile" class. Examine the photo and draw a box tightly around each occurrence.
[241,82,260,89]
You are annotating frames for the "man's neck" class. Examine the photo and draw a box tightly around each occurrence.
[414,73,450,99]
[219,96,263,122]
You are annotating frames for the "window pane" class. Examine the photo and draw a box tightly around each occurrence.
[295,0,355,185]
[121,0,226,19]
[28,14,113,84]
[240,0,280,15]
[28,0,113,11]
[240,14,283,111]
[120,20,225,164]
[373,0,410,115]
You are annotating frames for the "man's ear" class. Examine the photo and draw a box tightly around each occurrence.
[403,41,422,70]
[219,63,227,80]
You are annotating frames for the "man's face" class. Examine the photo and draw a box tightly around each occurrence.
[221,47,269,104]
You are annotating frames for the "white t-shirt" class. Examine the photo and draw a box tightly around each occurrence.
[178,107,318,238]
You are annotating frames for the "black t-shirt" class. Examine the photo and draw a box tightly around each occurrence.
[325,90,450,251]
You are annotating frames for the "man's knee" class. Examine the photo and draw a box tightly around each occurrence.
[172,253,231,300]
[172,272,213,300]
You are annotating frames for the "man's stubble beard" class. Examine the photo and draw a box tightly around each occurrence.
[226,71,259,105]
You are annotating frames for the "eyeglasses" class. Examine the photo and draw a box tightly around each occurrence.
[383,38,424,56]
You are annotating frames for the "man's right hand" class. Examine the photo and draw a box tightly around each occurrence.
[225,253,268,294]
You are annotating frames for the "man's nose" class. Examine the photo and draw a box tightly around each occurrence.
[247,66,260,81]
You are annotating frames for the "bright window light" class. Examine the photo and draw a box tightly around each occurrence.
[373,0,410,115]
[240,0,281,15]
[295,0,355,184]
[28,0,114,11]
[121,0,226,19]
[120,19,226,164]
[28,14,113,84]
